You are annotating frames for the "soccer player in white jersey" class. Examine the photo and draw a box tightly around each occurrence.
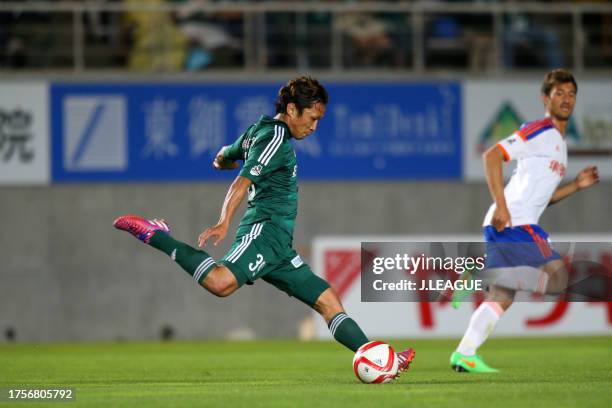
[450,69,599,373]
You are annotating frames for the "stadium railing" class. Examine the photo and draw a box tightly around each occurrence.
[0,1,611,74]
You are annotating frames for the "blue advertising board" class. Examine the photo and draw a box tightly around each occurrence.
[51,82,461,182]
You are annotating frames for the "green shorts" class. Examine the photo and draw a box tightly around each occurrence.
[220,221,330,307]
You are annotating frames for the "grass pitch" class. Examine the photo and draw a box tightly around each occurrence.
[1,337,610,408]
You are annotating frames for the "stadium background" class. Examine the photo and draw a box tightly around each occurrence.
[1,1,611,345]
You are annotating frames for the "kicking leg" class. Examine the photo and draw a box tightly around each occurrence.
[261,254,415,372]
[314,286,415,373]
[314,287,369,352]
[113,214,238,297]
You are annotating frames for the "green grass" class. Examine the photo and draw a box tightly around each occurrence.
[1,337,611,408]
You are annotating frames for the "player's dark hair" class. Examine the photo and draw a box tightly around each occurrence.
[275,76,328,115]
[541,69,577,96]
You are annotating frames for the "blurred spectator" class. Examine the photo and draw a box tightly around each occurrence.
[303,9,333,69]
[124,0,187,71]
[424,10,498,71]
[336,9,399,67]
[82,0,127,68]
[419,0,493,71]
[264,1,338,70]
[0,11,27,68]
[175,0,244,70]
[575,0,612,68]
[424,13,468,69]
[0,2,42,68]
[502,0,565,68]
[265,10,299,68]
[86,0,114,41]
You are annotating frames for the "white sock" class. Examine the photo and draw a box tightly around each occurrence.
[456,302,504,356]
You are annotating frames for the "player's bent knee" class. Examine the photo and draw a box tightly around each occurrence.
[543,259,567,278]
[202,266,239,297]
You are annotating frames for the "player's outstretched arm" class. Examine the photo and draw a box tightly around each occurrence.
[549,166,599,206]
[198,175,252,247]
[483,145,511,231]
[213,146,241,170]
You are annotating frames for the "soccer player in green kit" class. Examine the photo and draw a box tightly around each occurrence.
[114,76,415,377]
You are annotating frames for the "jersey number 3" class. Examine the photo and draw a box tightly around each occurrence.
[249,254,265,272]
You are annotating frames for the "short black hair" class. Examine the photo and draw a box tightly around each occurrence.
[541,69,577,96]
[275,76,328,115]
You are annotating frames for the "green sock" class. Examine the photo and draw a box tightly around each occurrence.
[149,232,216,284]
[328,312,369,352]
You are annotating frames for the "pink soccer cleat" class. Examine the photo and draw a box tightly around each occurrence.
[394,347,416,378]
[113,214,170,244]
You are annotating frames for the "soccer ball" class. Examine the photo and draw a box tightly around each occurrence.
[352,341,398,383]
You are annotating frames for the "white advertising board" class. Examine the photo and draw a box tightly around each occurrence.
[313,235,612,339]
[0,81,49,185]
[463,80,612,180]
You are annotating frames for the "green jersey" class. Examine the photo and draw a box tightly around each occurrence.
[224,115,298,235]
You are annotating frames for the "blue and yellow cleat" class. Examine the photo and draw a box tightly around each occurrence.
[450,352,499,373]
